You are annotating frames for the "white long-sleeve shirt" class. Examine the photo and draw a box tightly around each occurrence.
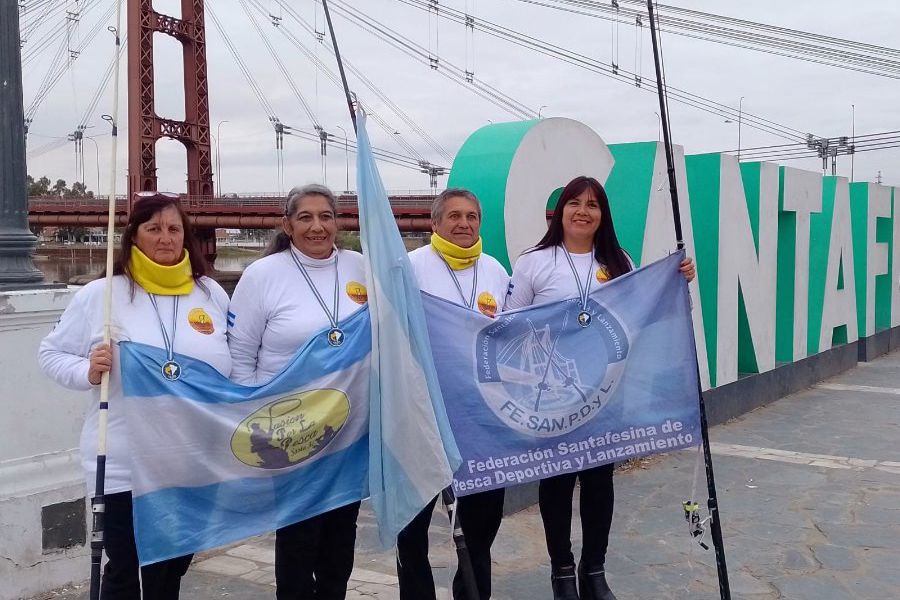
[227,246,368,385]
[506,246,633,309]
[408,244,510,316]
[38,275,232,494]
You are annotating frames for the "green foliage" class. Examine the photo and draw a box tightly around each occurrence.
[26,175,94,197]
[336,231,362,252]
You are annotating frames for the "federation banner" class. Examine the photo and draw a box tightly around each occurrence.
[424,252,702,496]
[119,307,371,566]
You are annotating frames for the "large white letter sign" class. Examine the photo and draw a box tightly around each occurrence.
[776,167,822,362]
[448,118,614,270]
[818,178,858,351]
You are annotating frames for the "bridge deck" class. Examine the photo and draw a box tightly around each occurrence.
[28,194,437,231]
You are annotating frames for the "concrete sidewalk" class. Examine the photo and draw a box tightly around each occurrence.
[34,351,900,600]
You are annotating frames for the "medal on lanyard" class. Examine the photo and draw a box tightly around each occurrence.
[440,255,479,310]
[562,246,595,328]
[289,248,344,347]
[150,295,182,380]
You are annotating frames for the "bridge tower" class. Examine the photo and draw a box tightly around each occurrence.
[127,0,217,258]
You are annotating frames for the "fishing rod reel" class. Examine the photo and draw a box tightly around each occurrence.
[682,500,710,550]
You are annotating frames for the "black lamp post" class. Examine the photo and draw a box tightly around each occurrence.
[0,0,44,288]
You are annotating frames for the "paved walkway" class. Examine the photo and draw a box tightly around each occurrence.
[35,351,900,599]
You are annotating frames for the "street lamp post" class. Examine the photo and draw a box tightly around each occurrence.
[215,120,229,197]
[538,105,548,119]
[0,0,44,287]
[737,96,744,161]
[335,124,350,193]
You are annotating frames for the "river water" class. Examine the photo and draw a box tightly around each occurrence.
[35,252,259,284]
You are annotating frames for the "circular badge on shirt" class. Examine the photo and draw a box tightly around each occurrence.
[596,265,611,283]
[187,307,215,334]
[346,281,368,304]
[477,292,498,317]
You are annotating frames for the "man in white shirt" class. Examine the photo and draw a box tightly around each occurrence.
[400,188,510,600]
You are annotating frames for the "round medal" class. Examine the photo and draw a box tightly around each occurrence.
[162,360,182,381]
[289,249,345,350]
[328,327,345,347]
[578,311,592,327]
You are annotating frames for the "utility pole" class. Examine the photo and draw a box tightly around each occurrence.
[0,0,45,288]
[316,125,328,186]
[806,135,853,177]
[216,120,228,196]
[419,161,446,194]
[850,104,855,182]
[335,124,350,193]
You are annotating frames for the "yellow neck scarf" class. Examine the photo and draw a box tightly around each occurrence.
[431,232,482,270]
[129,246,194,295]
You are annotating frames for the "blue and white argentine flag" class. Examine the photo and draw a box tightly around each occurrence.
[119,307,371,566]
[356,109,462,547]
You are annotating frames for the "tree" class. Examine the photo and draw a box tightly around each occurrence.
[26,175,95,197]
[70,181,88,197]
[51,179,68,197]
[26,175,51,196]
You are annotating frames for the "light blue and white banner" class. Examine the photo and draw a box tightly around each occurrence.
[356,109,462,547]
[120,307,371,566]
[424,252,702,496]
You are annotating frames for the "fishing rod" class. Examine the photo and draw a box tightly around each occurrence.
[646,1,732,599]
[441,487,481,600]
[319,2,481,597]
[89,0,123,597]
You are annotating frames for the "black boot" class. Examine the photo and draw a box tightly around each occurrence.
[578,563,617,600]
[550,565,580,600]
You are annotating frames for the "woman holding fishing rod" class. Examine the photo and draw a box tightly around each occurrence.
[38,192,233,599]
[505,175,695,600]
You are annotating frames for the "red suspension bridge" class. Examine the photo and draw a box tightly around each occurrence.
[27,192,438,230]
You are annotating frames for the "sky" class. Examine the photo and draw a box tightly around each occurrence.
[19,0,900,197]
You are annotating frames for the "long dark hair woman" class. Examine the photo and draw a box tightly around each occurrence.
[38,192,233,599]
[506,176,695,600]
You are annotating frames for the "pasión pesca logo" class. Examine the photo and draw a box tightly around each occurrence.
[230,389,350,469]
[475,297,629,437]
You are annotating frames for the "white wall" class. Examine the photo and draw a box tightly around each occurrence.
[0,288,89,600]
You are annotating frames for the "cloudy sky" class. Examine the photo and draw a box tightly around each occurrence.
[20,0,900,196]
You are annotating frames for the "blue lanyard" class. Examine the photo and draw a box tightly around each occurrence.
[149,295,179,363]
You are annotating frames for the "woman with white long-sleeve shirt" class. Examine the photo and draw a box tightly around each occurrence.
[227,183,368,600]
[38,193,232,599]
[506,176,695,600]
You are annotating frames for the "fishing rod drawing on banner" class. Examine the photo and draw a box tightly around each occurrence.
[645,1,733,599]
[319,2,482,599]
[89,0,123,597]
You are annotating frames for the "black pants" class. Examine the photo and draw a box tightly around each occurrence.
[539,463,614,571]
[453,488,505,600]
[101,491,193,600]
[275,501,361,600]
[397,489,505,600]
